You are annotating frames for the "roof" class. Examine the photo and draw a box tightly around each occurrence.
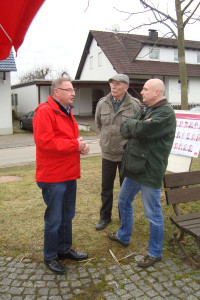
[75,30,200,79]
[11,79,109,89]
[0,50,17,71]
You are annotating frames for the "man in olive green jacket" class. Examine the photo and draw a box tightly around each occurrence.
[95,74,140,230]
[107,78,176,268]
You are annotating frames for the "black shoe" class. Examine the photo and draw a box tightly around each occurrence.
[57,249,88,261]
[96,219,111,230]
[44,258,66,274]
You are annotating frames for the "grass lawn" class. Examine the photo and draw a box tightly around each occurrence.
[0,155,200,265]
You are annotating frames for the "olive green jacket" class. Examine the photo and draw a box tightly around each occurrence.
[95,92,140,161]
[120,99,176,188]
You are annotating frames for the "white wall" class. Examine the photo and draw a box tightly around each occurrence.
[165,76,200,105]
[40,86,51,103]
[188,78,200,104]
[0,72,13,135]
[12,85,38,116]
[80,39,116,80]
[137,45,200,65]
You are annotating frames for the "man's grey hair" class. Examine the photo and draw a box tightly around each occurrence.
[51,78,71,96]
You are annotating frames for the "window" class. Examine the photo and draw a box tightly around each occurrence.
[174,51,178,62]
[197,52,200,64]
[98,52,103,67]
[0,72,6,80]
[11,94,18,106]
[90,56,93,70]
[149,48,159,60]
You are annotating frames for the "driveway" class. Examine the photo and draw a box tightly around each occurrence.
[0,133,101,168]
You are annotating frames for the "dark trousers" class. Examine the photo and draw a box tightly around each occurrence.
[100,158,123,220]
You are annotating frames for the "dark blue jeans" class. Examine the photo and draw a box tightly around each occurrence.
[117,177,164,258]
[37,180,77,260]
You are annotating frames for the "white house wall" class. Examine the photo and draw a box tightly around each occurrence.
[76,88,92,116]
[188,78,200,104]
[0,72,13,135]
[136,45,200,64]
[12,85,38,116]
[165,76,200,105]
[40,86,51,103]
[80,39,116,80]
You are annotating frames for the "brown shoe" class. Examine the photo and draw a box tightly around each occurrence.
[137,255,161,268]
[107,231,129,247]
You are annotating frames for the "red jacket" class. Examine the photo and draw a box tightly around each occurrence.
[33,96,80,182]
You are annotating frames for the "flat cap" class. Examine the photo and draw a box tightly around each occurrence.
[109,74,129,85]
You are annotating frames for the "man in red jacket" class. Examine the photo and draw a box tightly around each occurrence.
[33,78,89,274]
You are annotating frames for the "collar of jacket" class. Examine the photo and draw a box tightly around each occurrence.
[141,97,167,110]
[52,97,71,115]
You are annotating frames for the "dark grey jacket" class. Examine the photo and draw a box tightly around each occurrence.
[95,92,140,161]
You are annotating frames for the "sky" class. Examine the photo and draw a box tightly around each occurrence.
[11,0,200,84]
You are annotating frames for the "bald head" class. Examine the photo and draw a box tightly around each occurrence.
[141,78,165,106]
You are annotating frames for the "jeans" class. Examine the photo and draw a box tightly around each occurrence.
[37,180,77,260]
[117,177,164,258]
[100,158,123,220]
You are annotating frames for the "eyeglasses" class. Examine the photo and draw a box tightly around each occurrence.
[57,88,76,93]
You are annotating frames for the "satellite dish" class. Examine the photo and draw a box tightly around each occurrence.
[112,24,120,33]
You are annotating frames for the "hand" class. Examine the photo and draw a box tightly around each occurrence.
[145,118,152,122]
[81,143,90,155]
[77,137,86,151]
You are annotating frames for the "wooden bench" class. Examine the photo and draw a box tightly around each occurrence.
[163,170,200,267]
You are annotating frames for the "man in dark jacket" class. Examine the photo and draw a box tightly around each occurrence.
[107,78,176,268]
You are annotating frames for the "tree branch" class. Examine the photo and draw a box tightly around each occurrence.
[183,1,200,27]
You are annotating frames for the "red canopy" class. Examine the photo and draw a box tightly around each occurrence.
[0,0,45,60]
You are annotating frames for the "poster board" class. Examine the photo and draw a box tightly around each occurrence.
[167,110,200,173]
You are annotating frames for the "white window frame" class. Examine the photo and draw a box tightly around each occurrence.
[98,52,103,67]
[90,56,93,70]
[197,52,200,64]
[149,48,159,60]
[174,51,179,62]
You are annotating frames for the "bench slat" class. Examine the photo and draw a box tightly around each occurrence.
[170,221,200,238]
[170,213,200,238]
[164,171,200,188]
[171,212,200,222]
[165,187,200,205]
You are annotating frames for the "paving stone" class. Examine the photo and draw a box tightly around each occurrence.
[23,287,37,295]
[1,295,12,300]
[38,287,49,296]
[9,286,24,295]
[130,288,144,298]
[46,281,58,288]
[124,283,137,291]
[130,273,140,281]
[71,280,82,288]
[49,288,59,295]
[146,289,159,297]
[11,280,22,287]
[188,281,200,290]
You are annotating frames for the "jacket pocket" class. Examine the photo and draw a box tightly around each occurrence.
[125,147,148,175]
[101,110,110,125]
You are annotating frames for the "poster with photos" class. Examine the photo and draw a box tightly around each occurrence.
[171,112,200,158]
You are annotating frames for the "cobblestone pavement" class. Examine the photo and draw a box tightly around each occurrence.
[1,252,200,299]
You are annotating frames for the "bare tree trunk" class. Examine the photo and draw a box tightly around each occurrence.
[175,0,188,110]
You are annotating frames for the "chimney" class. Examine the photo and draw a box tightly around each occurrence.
[148,29,158,41]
